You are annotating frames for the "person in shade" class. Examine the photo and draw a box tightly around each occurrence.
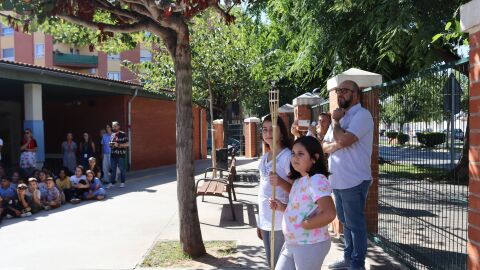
[106,121,129,189]
[84,170,106,201]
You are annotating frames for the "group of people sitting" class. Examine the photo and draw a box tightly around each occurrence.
[0,164,106,223]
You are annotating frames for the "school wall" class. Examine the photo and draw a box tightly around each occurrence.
[130,97,207,170]
[43,95,127,160]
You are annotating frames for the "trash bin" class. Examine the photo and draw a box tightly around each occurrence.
[216,148,229,170]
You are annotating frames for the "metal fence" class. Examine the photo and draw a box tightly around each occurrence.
[367,59,469,269]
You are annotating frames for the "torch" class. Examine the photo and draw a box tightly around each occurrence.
[268,86,279,269]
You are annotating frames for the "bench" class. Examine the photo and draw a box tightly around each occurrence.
[195,159,237,220]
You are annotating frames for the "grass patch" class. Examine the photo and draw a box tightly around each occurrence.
[380,163,448,181]
[142,240,236,268]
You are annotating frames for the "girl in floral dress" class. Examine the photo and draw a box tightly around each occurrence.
[270,136,336,270]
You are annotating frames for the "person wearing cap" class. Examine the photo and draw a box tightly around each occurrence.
[42,177,61,210]
[3,183,32,218]
[26,178,43,213]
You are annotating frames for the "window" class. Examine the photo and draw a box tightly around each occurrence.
[89,68,97,75]
[1,27,14,36]
[35,44,45,58]
[140,49,152,63]
[108,53,120,60]
[2,48,14,61]
[107,72,120,81]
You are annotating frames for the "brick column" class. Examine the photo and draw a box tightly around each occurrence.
[213,119,224,150]
[362,89,380,233]
[244,117,260,158]
[326,69,382,236]
[294,105,312,131]
[461,1,480,269]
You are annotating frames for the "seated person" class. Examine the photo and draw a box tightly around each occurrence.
[56,168,72,204]
[42,177,61,210]
[84,170,106,200]
[26,178,43,213]
[3,183,32,218]
[36,171,49,200]
[11,171,22,188]
[87,157,102,179]
[70,165,88,204]
[0,177,15,202]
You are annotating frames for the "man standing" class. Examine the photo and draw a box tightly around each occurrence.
[323,80,373,270]
[107,122,129,188]
[101,125,113,184]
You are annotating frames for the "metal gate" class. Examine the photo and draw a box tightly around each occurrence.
[368,59,469,269]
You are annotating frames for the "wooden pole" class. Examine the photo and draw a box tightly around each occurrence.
[268,87,279,269]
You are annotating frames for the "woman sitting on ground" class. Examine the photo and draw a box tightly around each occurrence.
[84,170,106,201]
[56,168,73,204]
[42,177,61,210]
[26,178,43,213]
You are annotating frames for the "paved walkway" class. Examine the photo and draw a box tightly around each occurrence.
[0,158,405,270]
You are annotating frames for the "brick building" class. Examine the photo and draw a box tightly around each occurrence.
[0,25,207,171]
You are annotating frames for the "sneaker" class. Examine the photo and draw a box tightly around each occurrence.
[6,214,13,219]
[106,183,113,189]
[20,213,27,218]
[70,198,81,204]
[44,206,51,211]
[24,212,32,217]
[120,183,125,188]
[329,259,351,269]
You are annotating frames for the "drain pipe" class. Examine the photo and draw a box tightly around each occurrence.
[128,88,139,169]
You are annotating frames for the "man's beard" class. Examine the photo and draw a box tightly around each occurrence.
[338,97,351,109]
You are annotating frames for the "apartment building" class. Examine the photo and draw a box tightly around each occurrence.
[0,23,153,83]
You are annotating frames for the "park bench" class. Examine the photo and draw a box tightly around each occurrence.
[195,158,237,220]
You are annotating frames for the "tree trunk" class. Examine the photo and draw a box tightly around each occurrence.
[222,108,229,148]
[174,37,206,257]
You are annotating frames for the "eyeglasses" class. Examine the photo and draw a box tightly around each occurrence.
[334,88,353,94]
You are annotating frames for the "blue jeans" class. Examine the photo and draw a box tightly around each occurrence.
[110,156,126,184]
[333,180,371,269]
[261,229,284,269]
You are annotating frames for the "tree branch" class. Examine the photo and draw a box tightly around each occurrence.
[58,14,148,33]
[94,0,140,22]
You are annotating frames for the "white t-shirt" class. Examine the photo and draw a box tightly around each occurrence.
[0,138,3,161]
[257,147,291,231]
[70,175,87,185]
[324,103,374,189]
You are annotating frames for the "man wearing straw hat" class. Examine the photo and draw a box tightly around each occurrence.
[323,80,373,270]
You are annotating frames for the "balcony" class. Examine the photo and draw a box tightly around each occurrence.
[53,52,98,68]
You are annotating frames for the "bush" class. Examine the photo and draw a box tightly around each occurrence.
[417,132,446,147]
[396,133,409,145]
[386,131,398,139]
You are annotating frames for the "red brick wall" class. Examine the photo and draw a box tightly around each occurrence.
[120,46,140,83]
[14,32,33,63]
[43,96,127,157]
[130,97,206,170]
[45,35,54,67]
[97,51,108,78]
[468,30,480,270]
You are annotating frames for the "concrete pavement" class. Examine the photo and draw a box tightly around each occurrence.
[0,157,404,270]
